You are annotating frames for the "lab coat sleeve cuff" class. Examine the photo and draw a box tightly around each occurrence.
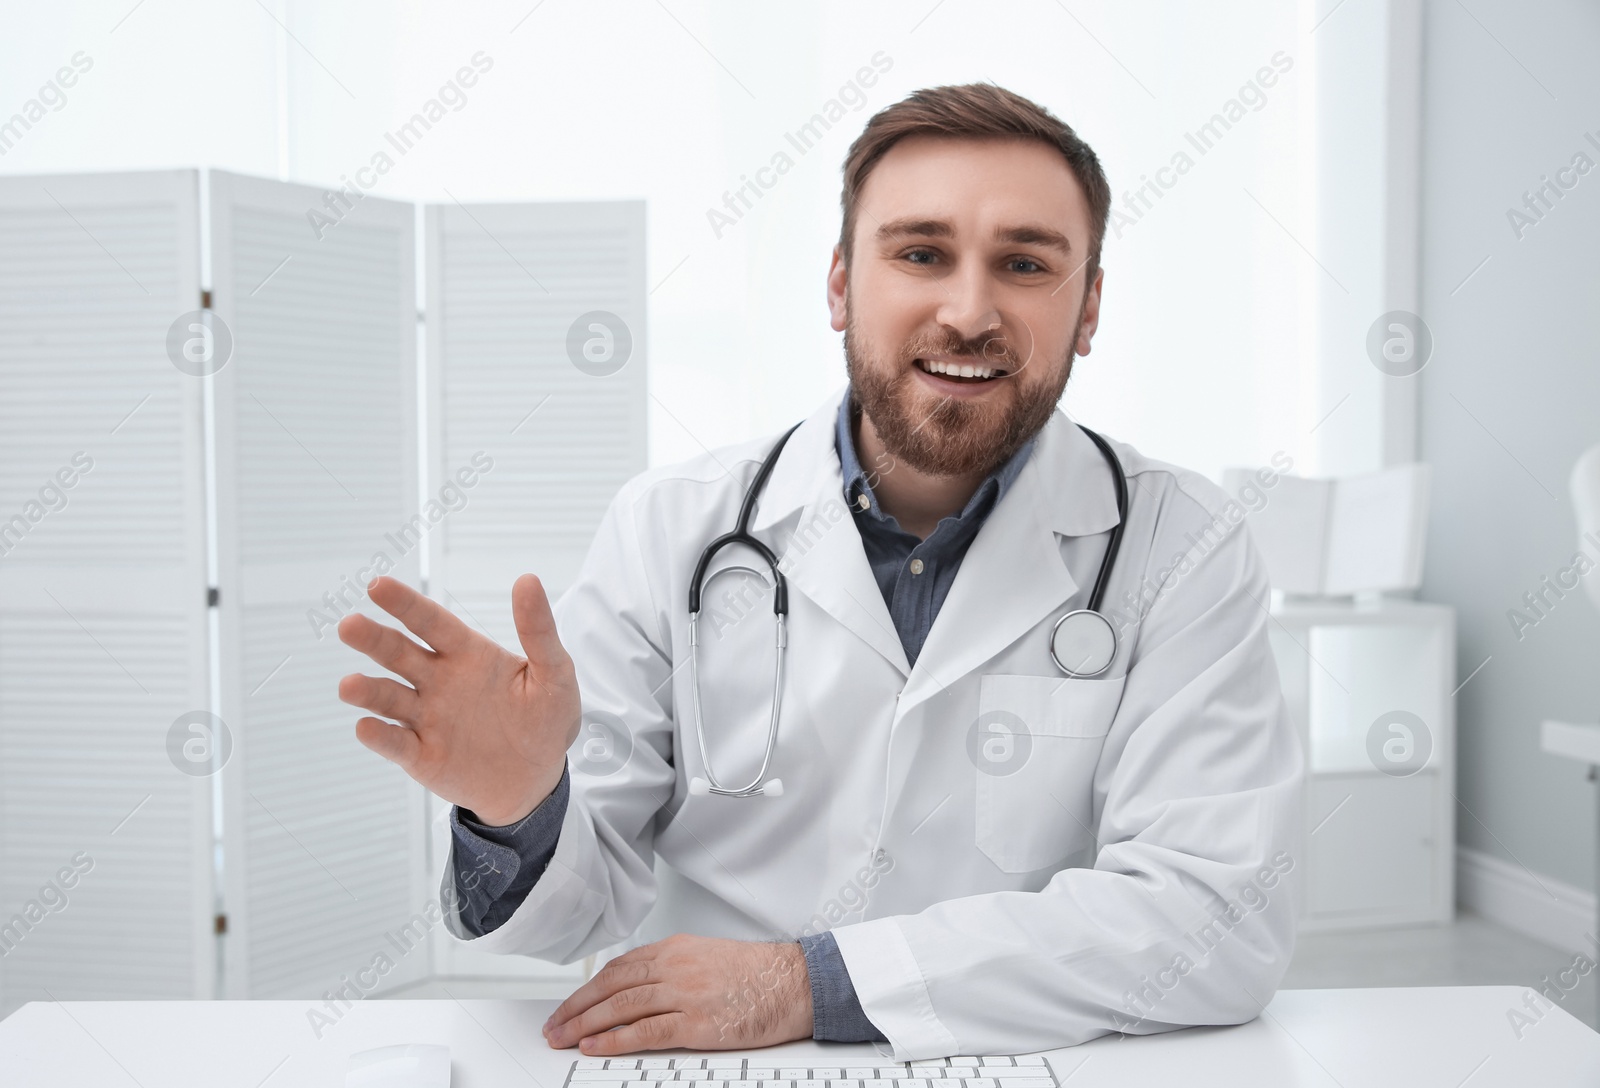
[830,918,960,1060]
[798,931,887,1043]
[448,762,570,936]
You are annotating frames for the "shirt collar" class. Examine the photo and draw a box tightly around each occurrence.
[834,387,1036,528]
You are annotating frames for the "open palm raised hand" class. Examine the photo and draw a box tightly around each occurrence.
[336,574,581,826]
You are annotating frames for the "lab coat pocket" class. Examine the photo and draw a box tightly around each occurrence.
[973,673,1124,874]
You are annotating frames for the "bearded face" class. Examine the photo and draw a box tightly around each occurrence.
[827,134,1102,483]
[843,288,1085,479]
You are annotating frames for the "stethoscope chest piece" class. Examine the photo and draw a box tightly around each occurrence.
[1049,608,1116,678]
[1045,425,1128,680]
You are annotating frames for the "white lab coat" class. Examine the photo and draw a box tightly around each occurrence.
[442,384,1305,1059]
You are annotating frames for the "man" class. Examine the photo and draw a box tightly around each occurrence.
[337,83,1303,1059]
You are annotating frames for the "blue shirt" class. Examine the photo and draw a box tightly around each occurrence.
[834,390,1036,668]
[448,390,1037,1042]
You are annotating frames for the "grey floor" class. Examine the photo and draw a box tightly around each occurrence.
[392,910,1598,1030]
[1281,909,1596,1028]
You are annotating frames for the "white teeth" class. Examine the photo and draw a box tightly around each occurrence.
[921,359,999,379]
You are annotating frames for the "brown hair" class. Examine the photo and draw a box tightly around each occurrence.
[838,83,1111,280]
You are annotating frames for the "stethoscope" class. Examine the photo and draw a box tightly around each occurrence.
[685,419,1128,799]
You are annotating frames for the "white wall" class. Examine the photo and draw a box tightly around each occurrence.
[1417,0,1600,894]
[0,0,1342,486]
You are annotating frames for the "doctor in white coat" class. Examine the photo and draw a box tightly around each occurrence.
[338,83,1304,1060]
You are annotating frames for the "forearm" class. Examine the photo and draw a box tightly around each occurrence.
[830,803,1302,1059]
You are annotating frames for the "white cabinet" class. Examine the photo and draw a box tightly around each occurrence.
[1268,599,1456,931]
[1306,772,1439,919]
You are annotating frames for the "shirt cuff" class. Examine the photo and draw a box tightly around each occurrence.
[799,930,888,1043]
[449,761,570,936]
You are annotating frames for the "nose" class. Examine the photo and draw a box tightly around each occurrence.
[933,261,1003,349]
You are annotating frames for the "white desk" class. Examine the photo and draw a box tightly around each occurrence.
[1,988,1596,1087]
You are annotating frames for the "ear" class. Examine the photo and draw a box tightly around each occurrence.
[826,246,848,332]
[1074,266,1104,357]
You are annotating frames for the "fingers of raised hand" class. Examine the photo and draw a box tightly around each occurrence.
[338,673,422,725]
[354,716,422,769]
[512,573,573,672]
[366,575,473,655]
[337,611,436,684]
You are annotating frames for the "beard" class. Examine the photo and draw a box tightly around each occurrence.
[843,298,1083,479]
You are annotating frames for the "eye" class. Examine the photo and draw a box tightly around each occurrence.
[902,248,939,266]
[1008,256,1046,274]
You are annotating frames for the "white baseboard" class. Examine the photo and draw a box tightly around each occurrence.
[1457,846,1597,955]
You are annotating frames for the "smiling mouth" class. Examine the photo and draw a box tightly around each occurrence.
[914,357,1010,383]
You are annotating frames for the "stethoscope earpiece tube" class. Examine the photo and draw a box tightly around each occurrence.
[1076,425,1129,615]
[687,419,1130,790]
[686,422,802,798]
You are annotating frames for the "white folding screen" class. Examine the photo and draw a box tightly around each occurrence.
[0,171,214,1014]
[209,171,429,998]
[0,172,644,1004]
[423,200,647,980]
[424,200,648,630]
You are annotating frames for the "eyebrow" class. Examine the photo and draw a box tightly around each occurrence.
[874,217,1074,256]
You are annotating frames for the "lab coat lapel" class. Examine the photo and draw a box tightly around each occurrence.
[751,388,912,678]
[896,411,1121,715]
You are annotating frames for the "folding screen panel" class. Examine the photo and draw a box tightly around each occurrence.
[423,200,646,979]
[210,171,429,998]
[0,170,213,1013]
[0,173,646,1004]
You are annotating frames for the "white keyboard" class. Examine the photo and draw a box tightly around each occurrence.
[564,1055,1059,1088]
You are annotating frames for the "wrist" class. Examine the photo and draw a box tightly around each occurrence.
[473,761,566,827]
[782,940,815,1041]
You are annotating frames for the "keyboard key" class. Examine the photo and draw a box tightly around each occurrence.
[901,1079,931,1088]
[577,1060,609,1071]
[680,1072,711,1081]
[575,1074,636,1083]
[811,1071,841,1081]
[610,1061,642,1070]
[846,1070,879,1081]
[1014,1057,1047,1067]
[708,1061,745,1070]
[779,1071,809,1081]
[994,1079,1053,1088]
[979,1059,1014,1068]
[745,1072,777,1081]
